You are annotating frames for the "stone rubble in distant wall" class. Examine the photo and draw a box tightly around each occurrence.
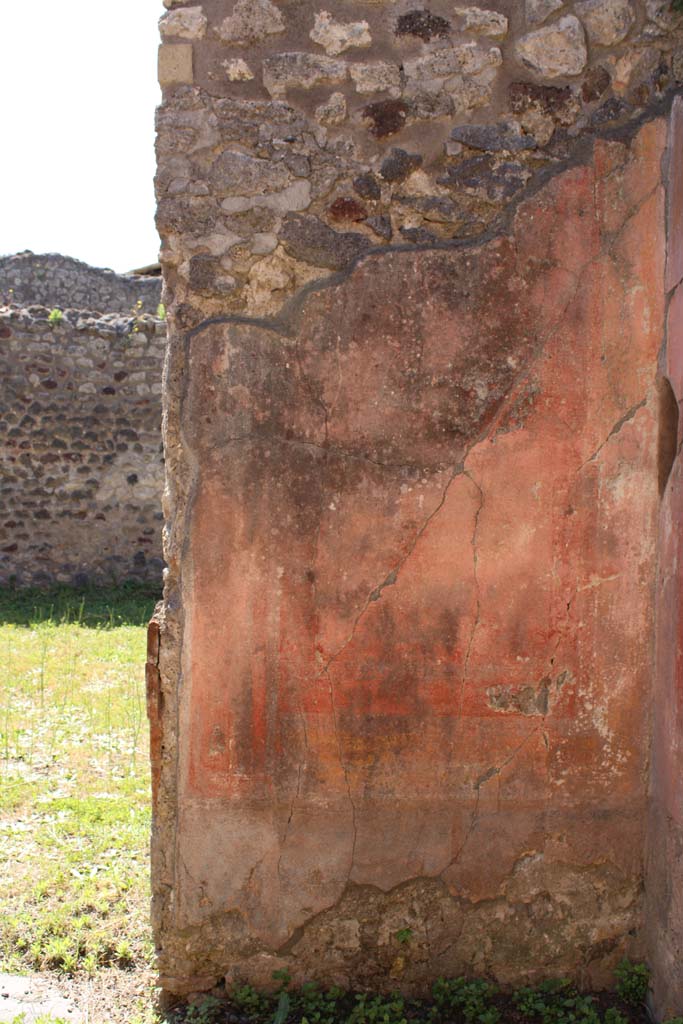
[515,16,588,78]
[309,11,372,56]
[159,6,207,41]
[0,253,162,315]
[0,300,165,587]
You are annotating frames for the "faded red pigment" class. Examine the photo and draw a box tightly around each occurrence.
[150,115,683,998]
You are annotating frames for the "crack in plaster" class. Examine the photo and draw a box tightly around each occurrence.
[578,398,647,472]
[458,469,484,722]
[440,724,543,877]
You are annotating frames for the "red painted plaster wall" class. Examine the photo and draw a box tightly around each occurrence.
[157,118,669,994]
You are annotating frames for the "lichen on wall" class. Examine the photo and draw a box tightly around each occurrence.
[153,0,683,1006]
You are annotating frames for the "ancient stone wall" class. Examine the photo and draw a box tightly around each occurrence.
[0,252,162,316]
[0,305,166,587]
[154,0,683,1009]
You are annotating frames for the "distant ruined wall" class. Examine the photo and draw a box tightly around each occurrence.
[0,252,162,316]
[154,0,683,1010]
[0,305,165,587]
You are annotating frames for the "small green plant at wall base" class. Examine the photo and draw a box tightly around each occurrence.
[157,301,166,320]
[603,1008,628,1024]
[431,977,500,1024]
[228,983,272,1018]
[48,308,63,324]
[293,982,343,1024]
[614,960,649,1005]
[513,979,601,1024]
[348,992,407,1024]
[394,927,412,945]
[184,997,223,1024]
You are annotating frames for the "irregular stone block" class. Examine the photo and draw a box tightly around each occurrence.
[315,91,347,124]
[575,0,635,46]
[515,16,588,78]
[210,150,292,197]
[454,6,508,39]
[362,98,409,137]
[158,43,193,86]
[223,58,254,81]
[525,0,563,24]
[216,0,285,45]
[280,213,372,269]
[159,6,207,41]
[310,11,372,56]
[263,52,348,97]
[350,62,401,95]
[379,148,423,183]
[395,9,451,40]
[450,122,537,152]
[353,173,381,200]
[328,197,368,222]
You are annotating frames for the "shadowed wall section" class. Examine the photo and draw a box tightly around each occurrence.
[646,94,683,1020]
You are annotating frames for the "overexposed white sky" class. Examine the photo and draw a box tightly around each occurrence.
[1,1,161,274]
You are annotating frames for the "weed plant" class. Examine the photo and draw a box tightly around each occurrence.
[168,961,674,1024]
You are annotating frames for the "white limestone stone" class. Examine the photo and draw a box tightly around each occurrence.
[349,62,401,95]
[454,6,509,39]
[515,16,588,78]
[309,11,372,56]
[223,58,255,81]
[159,6,207,40]
[217,0,285,45]
[575,0,635,46]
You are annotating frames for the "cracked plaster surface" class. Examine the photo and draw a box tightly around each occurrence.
[152,116,667,994]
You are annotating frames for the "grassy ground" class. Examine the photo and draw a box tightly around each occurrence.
[0,583,161,1024]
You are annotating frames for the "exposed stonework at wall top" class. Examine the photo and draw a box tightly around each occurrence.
[0,303,167,341]
[155,0,683,322]
[0,251,163,316]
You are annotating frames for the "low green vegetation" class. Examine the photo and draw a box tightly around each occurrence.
[0,583,159,1020]
[169,962,669,1024]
